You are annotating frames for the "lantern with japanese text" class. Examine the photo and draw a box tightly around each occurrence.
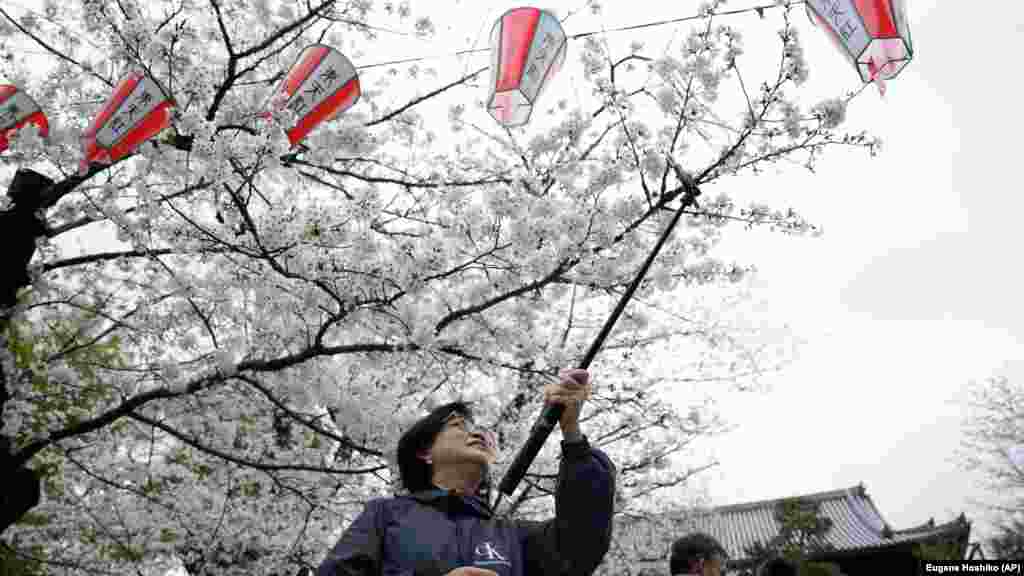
[80,71,174,172]
[806,0,913,94]
[0,85,49,154]
[269,44,361,147]
[486,7,568,127]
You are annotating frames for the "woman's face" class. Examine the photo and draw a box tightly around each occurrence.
[424,412,497,468]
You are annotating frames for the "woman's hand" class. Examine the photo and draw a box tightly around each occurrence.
[543,368,591,436]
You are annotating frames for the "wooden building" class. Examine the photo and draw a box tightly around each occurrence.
[607,484,972,575]
[689,484,971,574]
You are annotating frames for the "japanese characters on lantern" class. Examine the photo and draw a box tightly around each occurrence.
[487,7,568,127]
[269,44,361,146]
[0,85,49,154]
[80,71,174,172]
[806,0,913,94]
[3,3,916,164]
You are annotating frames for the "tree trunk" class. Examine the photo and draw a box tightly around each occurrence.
[0,169,53,535]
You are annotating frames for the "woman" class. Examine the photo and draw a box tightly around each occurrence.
[317,369,616,576]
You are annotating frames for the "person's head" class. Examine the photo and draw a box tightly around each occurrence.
[669,533,727,576]
[396,401,497,498]
[756,557,798,576]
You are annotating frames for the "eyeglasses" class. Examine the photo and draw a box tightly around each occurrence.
[443,411,497,450]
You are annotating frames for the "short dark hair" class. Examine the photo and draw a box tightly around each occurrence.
[757,557,798,576]
[396,401,492,501]
[669,533,727,575]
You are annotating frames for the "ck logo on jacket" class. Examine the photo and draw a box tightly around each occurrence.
[473,541,510,567]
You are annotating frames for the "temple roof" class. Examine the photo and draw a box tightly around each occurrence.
[609,483,972,574]
[677,484,971,564]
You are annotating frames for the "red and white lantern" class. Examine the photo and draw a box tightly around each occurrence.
[0,85,49,154]
[269,44,361,147]
[806,0,913,94]
[486,7,568,127]
[80,70,174,172]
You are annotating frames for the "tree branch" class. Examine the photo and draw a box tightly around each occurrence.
[0,7,113,88]
[127,411,385,474]
[365,67,487,128]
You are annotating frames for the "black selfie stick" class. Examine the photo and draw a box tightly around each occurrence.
[493,158,701,514]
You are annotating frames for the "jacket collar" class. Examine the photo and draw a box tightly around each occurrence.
[408,487,493,518]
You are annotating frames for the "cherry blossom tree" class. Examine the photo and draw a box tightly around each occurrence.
[0,0,879,573]
[960,375,1024,558]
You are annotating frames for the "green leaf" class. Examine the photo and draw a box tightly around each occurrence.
[242,481,262,497]
[14,512,49,527]
[914,541,963,562]
[142,478,163,496]
[103,543,143,562]
[167,448,190,466]
[195,463,213,479]
[0,543,45,576]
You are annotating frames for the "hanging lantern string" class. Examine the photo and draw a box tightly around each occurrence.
[569,0,805,39]
[355,1,805,69]
[354,1,807,128]
[3,0,803,74]
[4,0,810,137]
[355,49,484,70]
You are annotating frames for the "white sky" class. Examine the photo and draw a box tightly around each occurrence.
[5,0,1021,556]
[670,0,1024,545]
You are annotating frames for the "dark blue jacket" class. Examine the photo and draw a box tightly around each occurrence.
[317,436,615,576]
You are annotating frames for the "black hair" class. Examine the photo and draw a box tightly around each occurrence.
[396,401,493,502]
[669,532,727,575]
[757,557,798,576]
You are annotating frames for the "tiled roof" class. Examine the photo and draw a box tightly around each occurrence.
[607,483,971,575]
[673,484,971,564]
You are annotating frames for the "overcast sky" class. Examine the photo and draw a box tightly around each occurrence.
[665,0,1024,544]
[708,0,1022,541]
[5,0,1020,553]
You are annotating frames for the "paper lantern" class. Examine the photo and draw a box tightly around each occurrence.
[0,85,49,153]
[806,0,913,94]
[269,44,361,146]
[486,7,568,127]
[80,71,174,171]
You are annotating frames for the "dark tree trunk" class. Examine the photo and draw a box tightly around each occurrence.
[1,169,54,535]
